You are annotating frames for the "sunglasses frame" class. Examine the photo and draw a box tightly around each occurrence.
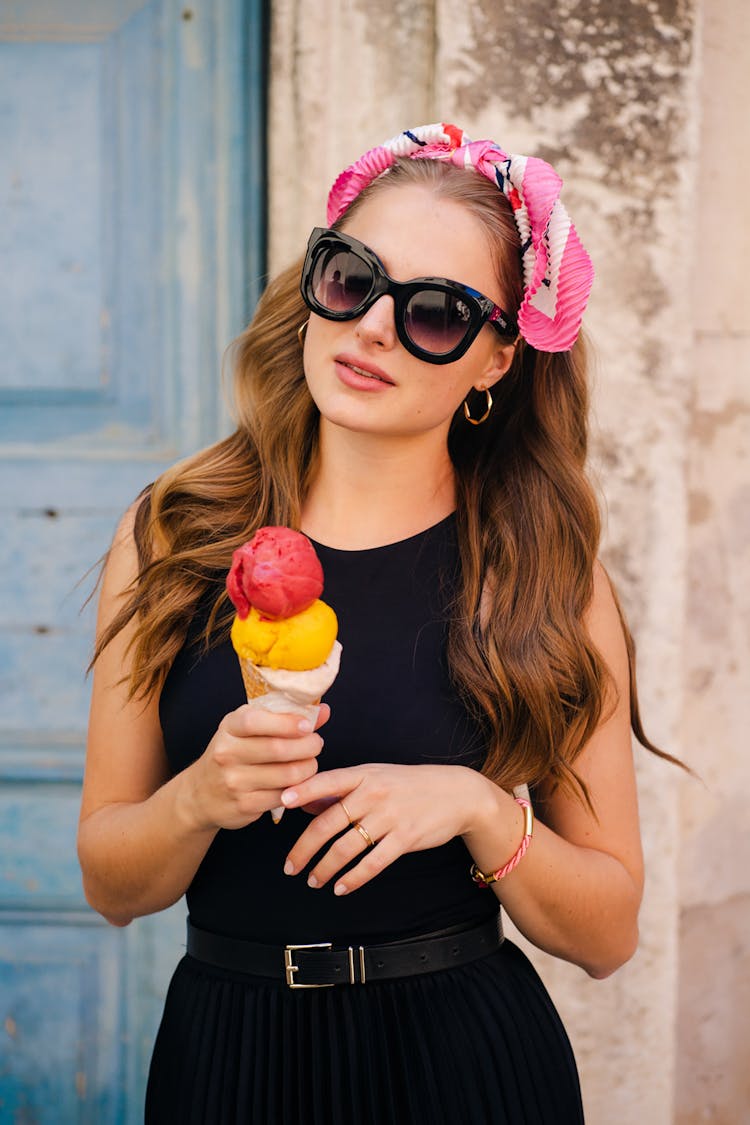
[300,227,518,365]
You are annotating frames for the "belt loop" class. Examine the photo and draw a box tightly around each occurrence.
[347,946,367,984]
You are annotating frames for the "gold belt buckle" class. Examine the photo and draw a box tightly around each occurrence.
[284,942,334,989]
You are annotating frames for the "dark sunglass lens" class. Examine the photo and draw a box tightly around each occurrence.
[405,290,474,355]
[311,245,373,313]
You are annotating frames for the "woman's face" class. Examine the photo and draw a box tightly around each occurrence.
[302,185,516,441]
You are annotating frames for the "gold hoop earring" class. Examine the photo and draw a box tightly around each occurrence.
[297,319,309,346]
[463,387,493,425]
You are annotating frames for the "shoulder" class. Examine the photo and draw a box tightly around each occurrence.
[585,561,625,636]
[584,560,630,706]
[111,490,149,555]
[100,488,161,606]
[111,497,141,552]
[96,502,141,622]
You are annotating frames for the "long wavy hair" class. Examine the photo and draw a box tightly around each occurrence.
[93,158,676,801]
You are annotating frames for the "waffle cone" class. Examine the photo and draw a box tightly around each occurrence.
[236,657,321,826]
[238,658,320,709]
[239,659,271,701]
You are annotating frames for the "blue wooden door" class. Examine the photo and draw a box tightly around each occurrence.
[0,2,264,1119]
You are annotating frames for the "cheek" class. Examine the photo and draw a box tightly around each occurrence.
[400,353,482,420]
[301,322,335,390]
[435,357,484,404]
[303,316,332,360]
[409,374,473,425]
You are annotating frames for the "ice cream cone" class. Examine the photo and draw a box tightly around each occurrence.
[239,659,274,702]
[226,527,342,825]
[237,653,338,822]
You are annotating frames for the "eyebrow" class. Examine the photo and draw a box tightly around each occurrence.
[339,229,486,291]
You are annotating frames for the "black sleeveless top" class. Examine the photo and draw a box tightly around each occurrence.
[159,514,497,945]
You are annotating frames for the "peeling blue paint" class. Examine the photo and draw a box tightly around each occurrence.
[0,0,263,1118]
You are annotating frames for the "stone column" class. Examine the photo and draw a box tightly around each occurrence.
[434,4,697,1122]
[677,0,750,1120]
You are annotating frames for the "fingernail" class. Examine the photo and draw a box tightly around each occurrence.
[298,718,314,732]
[281,790,298,805]
[333,882,347,896]
[284,860,295,875]
[307,875,318,888]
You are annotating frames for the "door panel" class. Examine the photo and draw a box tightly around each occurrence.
[0,0,264,1118]
[1,915,123,1123]
[0,6,166,448]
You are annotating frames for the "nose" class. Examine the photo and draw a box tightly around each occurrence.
[355,294,397,350]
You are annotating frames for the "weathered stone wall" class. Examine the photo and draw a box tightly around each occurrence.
[268,2,748,1120]
[434,9,694,1117]
[267,0,435,267]
[676,0,750,1120]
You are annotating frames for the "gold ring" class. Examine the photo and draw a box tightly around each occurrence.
[339,800,354,826]
[353,821,374,848]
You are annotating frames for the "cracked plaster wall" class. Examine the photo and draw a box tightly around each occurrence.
[268,2,748,1121]
[676,0,750,1120]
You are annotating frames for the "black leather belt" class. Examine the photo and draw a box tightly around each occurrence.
[186,913,503,989]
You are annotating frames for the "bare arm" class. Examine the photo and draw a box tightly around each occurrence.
[77,506,326,926]
[461,561,644,978]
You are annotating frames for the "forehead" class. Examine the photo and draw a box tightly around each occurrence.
[338,184,499,293]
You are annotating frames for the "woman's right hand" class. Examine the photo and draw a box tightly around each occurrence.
[80,506,333,925]
[181,703,330,832]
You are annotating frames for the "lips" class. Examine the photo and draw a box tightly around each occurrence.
[334,353,395,385]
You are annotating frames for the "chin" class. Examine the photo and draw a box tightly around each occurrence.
[306,386,385,433]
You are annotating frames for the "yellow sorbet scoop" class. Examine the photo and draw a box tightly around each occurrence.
[230,599,338,671]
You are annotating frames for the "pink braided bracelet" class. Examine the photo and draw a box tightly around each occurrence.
[470,798,534,888]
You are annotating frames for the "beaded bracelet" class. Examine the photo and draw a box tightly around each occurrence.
[470,798,534,888]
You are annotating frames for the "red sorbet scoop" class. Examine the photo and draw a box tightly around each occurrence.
[226,526,324,619]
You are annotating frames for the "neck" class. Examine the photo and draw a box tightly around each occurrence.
[301,419,456,549]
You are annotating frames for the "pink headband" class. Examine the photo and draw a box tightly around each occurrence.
[327,123,593,353]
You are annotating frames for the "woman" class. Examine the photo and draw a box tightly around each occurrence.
[79,124,666,1124]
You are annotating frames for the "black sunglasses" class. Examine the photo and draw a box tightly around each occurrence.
[300,227,518,365]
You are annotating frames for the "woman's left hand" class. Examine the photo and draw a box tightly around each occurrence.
[280,763,488,895]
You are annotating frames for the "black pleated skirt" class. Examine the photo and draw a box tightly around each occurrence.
[145,937,583,1124]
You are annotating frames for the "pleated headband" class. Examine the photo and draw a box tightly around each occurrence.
[327,123,594,353]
